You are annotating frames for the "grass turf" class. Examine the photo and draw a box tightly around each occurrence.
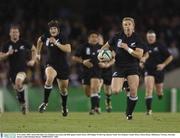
[0,112,180,133]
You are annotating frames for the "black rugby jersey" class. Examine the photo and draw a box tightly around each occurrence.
[1,39,32,72]
[145,42,171,70]
[108,32,144,68]
[74,43,102,71]
[40,33,69,69]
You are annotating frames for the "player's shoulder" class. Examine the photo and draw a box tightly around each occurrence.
[155,41,166,48]
[19,39,30,44]
[3,40,10,45]
[2,40,12,48]
[40,33,50,41]
[81,42,90,47]
[113,32,123,38]
[132,32,141,39]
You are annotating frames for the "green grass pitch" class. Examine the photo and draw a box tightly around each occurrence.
[0,112,180,133]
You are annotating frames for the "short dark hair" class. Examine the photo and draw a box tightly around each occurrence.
[147,30,156,34]
[88,31,99,37]
[48,20,60,29]
[10,24,21,31]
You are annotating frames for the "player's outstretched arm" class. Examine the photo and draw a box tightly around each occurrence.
[36,37,43,60]
[140,52,149,63]
[31,45,37,61]
[101,42,110,50]
[0,49,14,61]
[157,55,173,71]
[56,43,71,53]
[27,45,37,66]
[72,56,83,64]
[120,43,143,59]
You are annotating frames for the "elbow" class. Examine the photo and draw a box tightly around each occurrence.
[66,44,71,53]
[72,56,76,61]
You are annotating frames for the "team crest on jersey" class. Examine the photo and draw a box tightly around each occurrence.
[20,45,25,50]
[148,50,152,53]
[130,42,136,47]
[8,45,13,50]
[117,39,122,47]
[153,47,159,52]
[86,47,91,55]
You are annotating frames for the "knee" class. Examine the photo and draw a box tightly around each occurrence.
[156,87,163,93]
[129,87,137,97]
[46,76,54,86]
[91,86,99,93]
[15,80,23,90]
[112,88,120,94]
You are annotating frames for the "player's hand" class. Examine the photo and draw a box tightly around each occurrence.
[27,60,36,67]
[6,48,14,56]
[36,54,41,61]
[140,57,146,63]
[83,59,93,68]
[156,63,166,71]
[49,37,57,45]
[98,62,110,68]
[139,57,146,69]
[118,43,129,50]
[139,62,144,69]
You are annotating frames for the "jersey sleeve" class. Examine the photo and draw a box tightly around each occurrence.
[24,41,33,50]
[74,45,84,57]
[108,34,118,50]
[40,34,46,43]
[159,44,171,58]
[1,43,8,53]
[136,35,145,50]
[60,35,68,45]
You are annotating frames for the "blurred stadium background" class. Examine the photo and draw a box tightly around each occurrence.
[0,0,180,113]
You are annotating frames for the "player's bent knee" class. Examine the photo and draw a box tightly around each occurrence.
[46,77,55,86]
[15,80,23,90]
[112,88,120,94]
[91,86,99,93]
[61,87,68,93]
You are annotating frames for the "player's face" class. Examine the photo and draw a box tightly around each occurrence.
[146,33,156,44]
[88,34,99,45]
[122,20,134,36]
[98,35,104,45]
[9,28,20,41]
[49,27,59,37]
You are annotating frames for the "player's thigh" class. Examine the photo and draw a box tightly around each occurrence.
[127,75,139,96]
[45,66,57,80]
[57,79,69,92]
[111,77,124,94]
[90,78,101,93]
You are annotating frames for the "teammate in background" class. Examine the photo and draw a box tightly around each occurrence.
[98,34,115,112]
[140,30,173,115]
[72,31,115,114]
[0,24,36,114]
[37,20,71,116]
[101,17,144,120]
